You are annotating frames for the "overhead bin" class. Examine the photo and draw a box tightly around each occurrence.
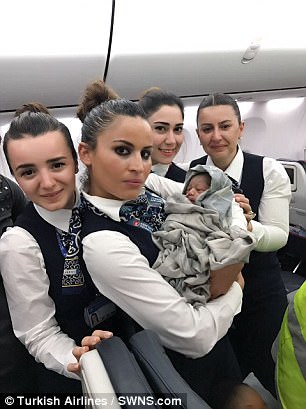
[0,0,113,112]
[1,0,306,112]
[0,56,108,111]
[106,0,306,101]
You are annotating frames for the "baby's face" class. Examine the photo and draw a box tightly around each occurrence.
[185,174,210,203]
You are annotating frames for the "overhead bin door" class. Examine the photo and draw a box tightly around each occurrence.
[0,0,113,111]
[106,0,306,101]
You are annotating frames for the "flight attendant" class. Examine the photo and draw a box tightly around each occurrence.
[0,106,112,392]
[70,80,248,407]
[189,93,291,395]
[139,87,186,182]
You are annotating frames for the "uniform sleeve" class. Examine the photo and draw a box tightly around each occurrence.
[82,230,243,358]
[146,173,184,196]
[231,199,248,230]
[251,158,291,252]
[0,227,79,379]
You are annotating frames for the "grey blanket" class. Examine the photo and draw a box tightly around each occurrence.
[152,165,257,306]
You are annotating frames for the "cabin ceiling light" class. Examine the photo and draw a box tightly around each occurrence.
[241,39,262,64]
[267,98,304,113]
[238,101,254,116]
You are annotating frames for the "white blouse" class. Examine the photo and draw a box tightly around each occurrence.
[81,176,245,359]
[0,202,80,380]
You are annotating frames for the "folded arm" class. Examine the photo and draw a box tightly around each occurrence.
[82,230,243,359]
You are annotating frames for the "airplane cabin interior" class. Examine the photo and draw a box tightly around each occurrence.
[1,0,306,405]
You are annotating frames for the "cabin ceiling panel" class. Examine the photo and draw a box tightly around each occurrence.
[0,56,107,112]
[106,50,306,101]
[0,0,113,112]
[1,0,306,111]
[107,0,306,101]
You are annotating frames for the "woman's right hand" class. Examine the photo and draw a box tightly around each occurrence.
[67,330,113,375]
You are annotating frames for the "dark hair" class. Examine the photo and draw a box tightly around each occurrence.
[188,172,212,187]
[78,80,148,150]
[4,104,77,173]
[196,93,241,125]
[14,102,50,117]
[138,87,184,120]
[76,79,120,123]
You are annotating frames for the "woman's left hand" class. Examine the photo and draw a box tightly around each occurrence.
[67,330,113,375]
[234,193,256,230]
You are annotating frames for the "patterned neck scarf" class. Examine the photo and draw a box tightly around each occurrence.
[80,190,166,233]
[57,207,85,294]
[119,190,166,233]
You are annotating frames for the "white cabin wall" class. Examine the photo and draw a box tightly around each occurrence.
[175,97,306,164]
[240,98,306,160]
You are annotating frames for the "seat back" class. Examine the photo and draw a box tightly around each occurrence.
[81,349,120,409]
[95,336,161,409]
[278,159,306,229]
[80,330,211,409]
[129,330,212,409]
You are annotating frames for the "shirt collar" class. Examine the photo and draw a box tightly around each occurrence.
[34,190,80,233]
[82,192,123,221]
[206,146,244,184]
[151,163,169,177]
[81,188,146,222]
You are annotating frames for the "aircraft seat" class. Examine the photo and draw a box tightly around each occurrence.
[278,159,306,230]
[81,335,159,409]
[129,330,212,409]
[80,349,120,409]
[80,330,212,409]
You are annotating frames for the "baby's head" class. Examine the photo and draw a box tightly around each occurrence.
[224,383,267,409]
[185,173,211,203]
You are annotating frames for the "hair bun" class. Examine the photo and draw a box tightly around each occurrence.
[14,102,50,117]
[77,80,120,122]
[139,86,162,99]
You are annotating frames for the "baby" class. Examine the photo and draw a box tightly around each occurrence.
[184,172,212,204]
[152,164,257,305]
